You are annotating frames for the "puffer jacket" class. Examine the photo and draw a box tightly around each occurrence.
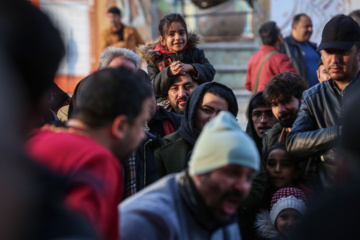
[138,33,215,98]
[287,73,360,183]
[281,35,318,85]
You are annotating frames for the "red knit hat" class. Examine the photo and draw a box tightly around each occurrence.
[270,187,307,224]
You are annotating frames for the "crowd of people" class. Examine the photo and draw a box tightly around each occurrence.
[4,1,360,239]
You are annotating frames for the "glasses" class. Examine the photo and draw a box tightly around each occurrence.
[252,110,276,123]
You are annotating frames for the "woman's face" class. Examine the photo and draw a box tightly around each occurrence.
[266,148,298,189]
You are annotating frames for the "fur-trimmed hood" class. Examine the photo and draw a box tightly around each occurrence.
[254,210,282,240]
[137,32,201,62]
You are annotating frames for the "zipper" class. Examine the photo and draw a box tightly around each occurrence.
[143,138,153,187]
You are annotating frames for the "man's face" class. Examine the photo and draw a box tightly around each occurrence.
[116,97,151,160]
[271,96,300,128]
[108,56,136,72]
[292,16,313,42]
[321,45,360,83]
[317,64,331,82]
[168,74,198,114]
[194,92,228,131]
[194,165,255,221]
[107,13,121,28]
[251,105,277,138]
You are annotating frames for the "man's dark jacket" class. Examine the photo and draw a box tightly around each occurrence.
[287,73,360,182]
[281,35,319,84]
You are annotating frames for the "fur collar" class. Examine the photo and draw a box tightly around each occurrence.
[137,32,201,62]
[254,210,281,240]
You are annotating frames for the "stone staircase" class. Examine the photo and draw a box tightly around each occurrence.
[198,40,260,129]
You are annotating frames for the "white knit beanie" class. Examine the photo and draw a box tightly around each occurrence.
[188,111,260,176]
[270,187,307,225]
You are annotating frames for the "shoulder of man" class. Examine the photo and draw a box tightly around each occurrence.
[120,174,182,239]
[302,81,331,101]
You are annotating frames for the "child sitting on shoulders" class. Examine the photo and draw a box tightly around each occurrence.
[138,13,215,99]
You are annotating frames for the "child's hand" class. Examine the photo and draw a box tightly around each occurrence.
[181,64,195,74]
[168,61,183,76]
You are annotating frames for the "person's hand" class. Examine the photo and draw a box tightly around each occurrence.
[168,61,183,76]
[181,64,194,74]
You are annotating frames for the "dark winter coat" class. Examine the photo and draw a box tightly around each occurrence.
[138,33,215,98]
[281,35,318,85]
[286,74,360,185]
[134,132,163,191]
[148,105,182,138]
[155,82,237,177]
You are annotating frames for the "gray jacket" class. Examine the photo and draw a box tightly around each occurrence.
[119,172,242,240]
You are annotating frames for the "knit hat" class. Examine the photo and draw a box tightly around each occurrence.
[188,111,260,176]
[270,187,307,225]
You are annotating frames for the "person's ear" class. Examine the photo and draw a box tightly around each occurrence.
[111,115,128,140]
[160,36,166,46]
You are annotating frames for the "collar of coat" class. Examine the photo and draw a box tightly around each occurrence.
[154,44,189,54]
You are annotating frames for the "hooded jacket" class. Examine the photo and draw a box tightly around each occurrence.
[254,210,282,240]
[154,82,238,177]
[138,33,216,98]
[246,91,267,155]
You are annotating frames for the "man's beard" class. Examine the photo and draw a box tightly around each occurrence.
[278,112,296,128]
[171,96,187,114]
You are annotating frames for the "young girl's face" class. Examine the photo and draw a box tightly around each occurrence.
[161,21,187,53]
[276,208,303,238]
[266,148,298,189]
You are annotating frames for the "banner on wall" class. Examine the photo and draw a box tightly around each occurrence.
[270,0,360,44]
[40,0,90,76]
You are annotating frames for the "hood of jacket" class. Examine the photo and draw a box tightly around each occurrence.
[246,91,265,154]
[254,210,281,240]
[137,32,201,62]
[177,82,238,146]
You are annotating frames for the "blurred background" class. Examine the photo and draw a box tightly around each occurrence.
[30,0,360,127]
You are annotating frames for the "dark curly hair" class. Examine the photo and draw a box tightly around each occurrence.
[263,72,308,104]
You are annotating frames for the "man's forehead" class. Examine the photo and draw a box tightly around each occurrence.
[271,95,291,103]
[253,105,271,111]
[299,15,311,24]
[108,56,136,71]
[171,75,195,86]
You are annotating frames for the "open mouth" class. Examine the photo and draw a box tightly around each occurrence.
[222,196,240,216]
[258,126,270,133]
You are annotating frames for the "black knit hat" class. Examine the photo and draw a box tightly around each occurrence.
[317,15,360,51]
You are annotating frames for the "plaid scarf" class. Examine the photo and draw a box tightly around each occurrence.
[123,152,137,198]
